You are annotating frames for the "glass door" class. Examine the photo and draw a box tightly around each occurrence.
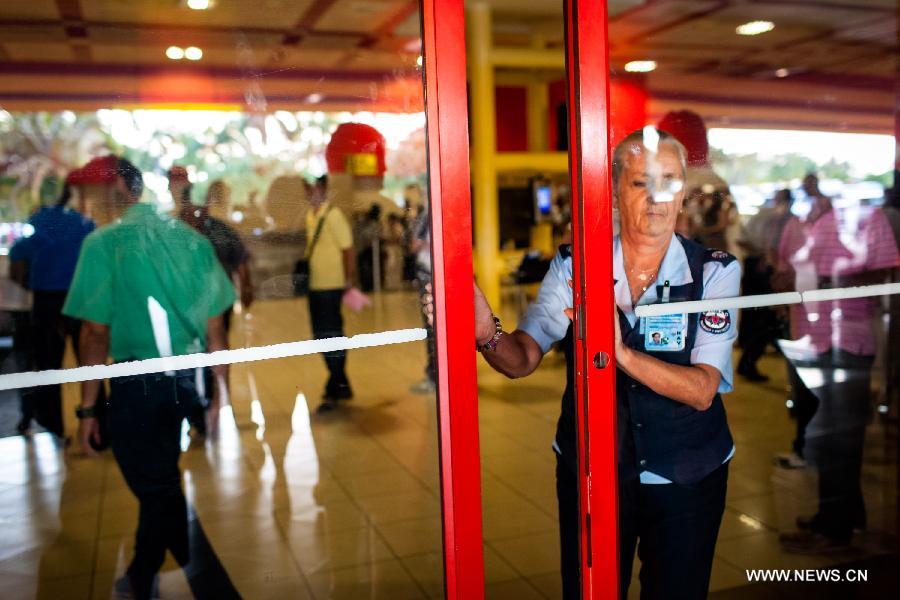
[0,1,483,598]
[568,1,900,598]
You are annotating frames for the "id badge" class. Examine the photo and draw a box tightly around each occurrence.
[643,313,687,352]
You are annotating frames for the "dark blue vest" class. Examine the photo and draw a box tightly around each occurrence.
[555,236,734,485]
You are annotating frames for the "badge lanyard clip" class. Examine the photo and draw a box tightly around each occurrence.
[661,280,671,304]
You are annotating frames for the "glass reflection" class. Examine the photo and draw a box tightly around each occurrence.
[0,1,440,598]
[610,1,899,598]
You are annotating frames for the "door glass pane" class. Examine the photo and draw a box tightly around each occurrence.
[0,1,443,598]
[610,1,898,597]
[464,0,575,596]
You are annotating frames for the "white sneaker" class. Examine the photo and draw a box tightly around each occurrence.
[409,379,436,394]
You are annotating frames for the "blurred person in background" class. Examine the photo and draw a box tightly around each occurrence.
[205,179,232,222]
[306,176,356,411]
[182,181,253,436]
[695,190,732,252]
[408,198,435,394]
[63,159,234,598]
[382,213,406,291]
[355,204,381,292]
[881,182,900,410]
[736,189,794,381]
[775,174,898,553]
[772,174,833,469]
[10,180,99,442]
[196,182,253,327]
[168,165,199,228]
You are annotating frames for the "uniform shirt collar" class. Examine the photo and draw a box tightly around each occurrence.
[613,234,692,286]
[613,233,693,319]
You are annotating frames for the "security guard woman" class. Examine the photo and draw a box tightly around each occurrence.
[474,129,740,599]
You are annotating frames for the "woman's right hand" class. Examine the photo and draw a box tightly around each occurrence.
[474,284,496,345]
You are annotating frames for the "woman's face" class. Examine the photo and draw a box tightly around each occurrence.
[615,143,685,240]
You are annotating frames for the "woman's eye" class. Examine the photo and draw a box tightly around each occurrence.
[632,180,647,188]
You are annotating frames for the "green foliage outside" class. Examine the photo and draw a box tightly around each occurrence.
[2,110,425,221]
[709,146,859,186]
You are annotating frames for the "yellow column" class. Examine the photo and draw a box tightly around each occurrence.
[467,3,501,308]
[526,35,549,153]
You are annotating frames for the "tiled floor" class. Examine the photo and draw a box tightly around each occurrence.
[0,291,896,599]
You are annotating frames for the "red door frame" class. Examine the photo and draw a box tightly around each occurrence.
[423,1,618,597]
[421,1,486,598]
[564,0,621,598]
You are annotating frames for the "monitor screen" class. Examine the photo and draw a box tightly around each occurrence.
[535,185,552,216]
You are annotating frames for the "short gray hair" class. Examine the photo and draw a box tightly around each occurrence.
[611,129,687,191]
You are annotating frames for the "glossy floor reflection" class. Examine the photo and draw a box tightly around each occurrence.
[0,291,896,599]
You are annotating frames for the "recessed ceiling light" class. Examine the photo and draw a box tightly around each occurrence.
[184,46,203,61]
[306,93,323,104]
[166,46,185,60]
[736,21,775,36]
[775,68,790,78]
[187,0,211,9]
[624,60,657,73]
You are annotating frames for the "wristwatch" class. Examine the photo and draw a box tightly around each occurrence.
[477,316,503,352]
[75,405,97,419]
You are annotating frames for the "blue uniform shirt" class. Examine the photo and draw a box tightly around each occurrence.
[520,234,740,483]
[9,205,96,291]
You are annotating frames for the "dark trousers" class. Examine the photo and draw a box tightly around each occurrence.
[737,256,775,373]
[109,371,195,600]
[358,249,375,292]
[787,362,819,459]
[556,455,727,600]
[556,454,581,599]
[308,289,350,395]
[793,350,873,540]
[21,291,106,436]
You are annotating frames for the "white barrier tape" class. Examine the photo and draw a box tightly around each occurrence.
[634,292,802,318]
[634,283,900,318]
[0,328,427,392]
[801,282,900,303]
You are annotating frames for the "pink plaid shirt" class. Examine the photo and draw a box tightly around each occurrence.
[779,207,899,355]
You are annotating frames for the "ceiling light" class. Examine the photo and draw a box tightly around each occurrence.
[624,60,657,73]
[775,68,790,78]
[736,21,775,36]
[166,46,185,60]
[306,93,323,104]
[184,46,203,61]
[187,0,211,9]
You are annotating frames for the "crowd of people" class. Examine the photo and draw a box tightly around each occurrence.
[350,187,433,295]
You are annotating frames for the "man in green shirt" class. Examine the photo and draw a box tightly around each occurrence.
[63,158,234,599]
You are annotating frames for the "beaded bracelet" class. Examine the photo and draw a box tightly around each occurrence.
[477,315,503,352]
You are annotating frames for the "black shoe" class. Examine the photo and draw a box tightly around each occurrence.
[316,399,339,414]
[797,513,865,533]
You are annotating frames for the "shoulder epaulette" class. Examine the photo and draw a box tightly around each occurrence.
[704,247,737,266]
[558,244,572,259]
